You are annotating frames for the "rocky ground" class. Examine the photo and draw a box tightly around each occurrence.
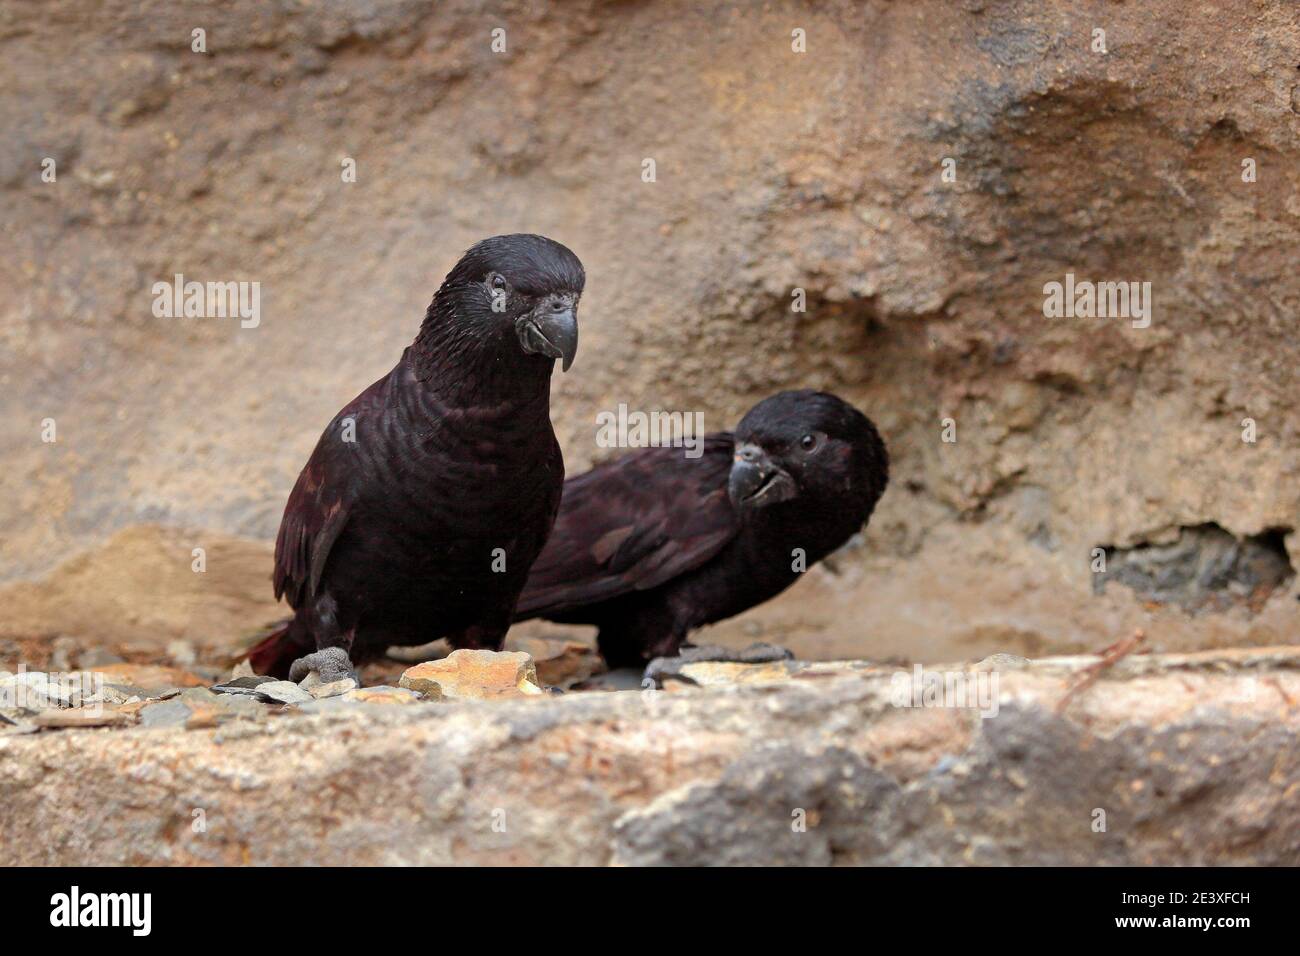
[2,642,1297,865]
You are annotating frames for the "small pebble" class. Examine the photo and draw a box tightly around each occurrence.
[399,649,540,700]
[254,680,314,705]
[211,675,276,696]
[77,648,126,668]
[140,699,193,728]
[166,640,198,666]
[308,678,357,700]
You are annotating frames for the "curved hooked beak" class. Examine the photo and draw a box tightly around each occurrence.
[518,299,578,372]
[728,443,797,509]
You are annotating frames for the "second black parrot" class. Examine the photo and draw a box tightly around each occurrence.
[513,390,889,683]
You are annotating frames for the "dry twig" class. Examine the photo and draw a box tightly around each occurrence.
[1055,628,1147,715]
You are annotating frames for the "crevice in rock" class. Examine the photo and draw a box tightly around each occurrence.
[1093,523,1295,614]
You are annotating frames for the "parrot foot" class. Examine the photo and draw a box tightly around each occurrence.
[641,642,793,689]
[289,647,360,686]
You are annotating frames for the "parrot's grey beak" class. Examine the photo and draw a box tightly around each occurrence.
[728,443,797,509]
[518,297,578,372]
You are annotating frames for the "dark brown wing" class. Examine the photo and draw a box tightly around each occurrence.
[272,452,351,609]
[271,372,397,609]
[514,434,738,618]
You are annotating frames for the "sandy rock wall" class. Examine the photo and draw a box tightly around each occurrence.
[2,1,1298,661]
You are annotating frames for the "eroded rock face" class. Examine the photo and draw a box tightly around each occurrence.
[1,1,1297,663]
[1096,524,1295,613]
[0,650,1296,865]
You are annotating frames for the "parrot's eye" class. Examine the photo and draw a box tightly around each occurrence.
[799,433,823,452]
[490,273,507,290]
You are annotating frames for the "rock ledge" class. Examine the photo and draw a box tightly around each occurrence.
[1,648,1296,865]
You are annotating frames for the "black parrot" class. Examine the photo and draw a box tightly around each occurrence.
[250,234,585,681]
[513,390,889,683]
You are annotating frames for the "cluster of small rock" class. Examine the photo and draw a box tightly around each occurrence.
[0,641,606,735]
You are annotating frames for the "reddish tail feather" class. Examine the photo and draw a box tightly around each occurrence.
[245,620,306,678]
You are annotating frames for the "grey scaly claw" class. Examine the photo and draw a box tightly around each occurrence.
[289,647,359,686]
[641,657,699,689]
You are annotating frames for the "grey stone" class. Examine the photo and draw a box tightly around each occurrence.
[208,685,268,698]
[212,675,276,696]
[254,680,314,705]
[185,687,266,721]
[139,699,192,728]
[76,648,126,668]
[213,697,267,721]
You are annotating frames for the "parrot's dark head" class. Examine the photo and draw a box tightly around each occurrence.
[429,234,584,373]
[728,390,889,531]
